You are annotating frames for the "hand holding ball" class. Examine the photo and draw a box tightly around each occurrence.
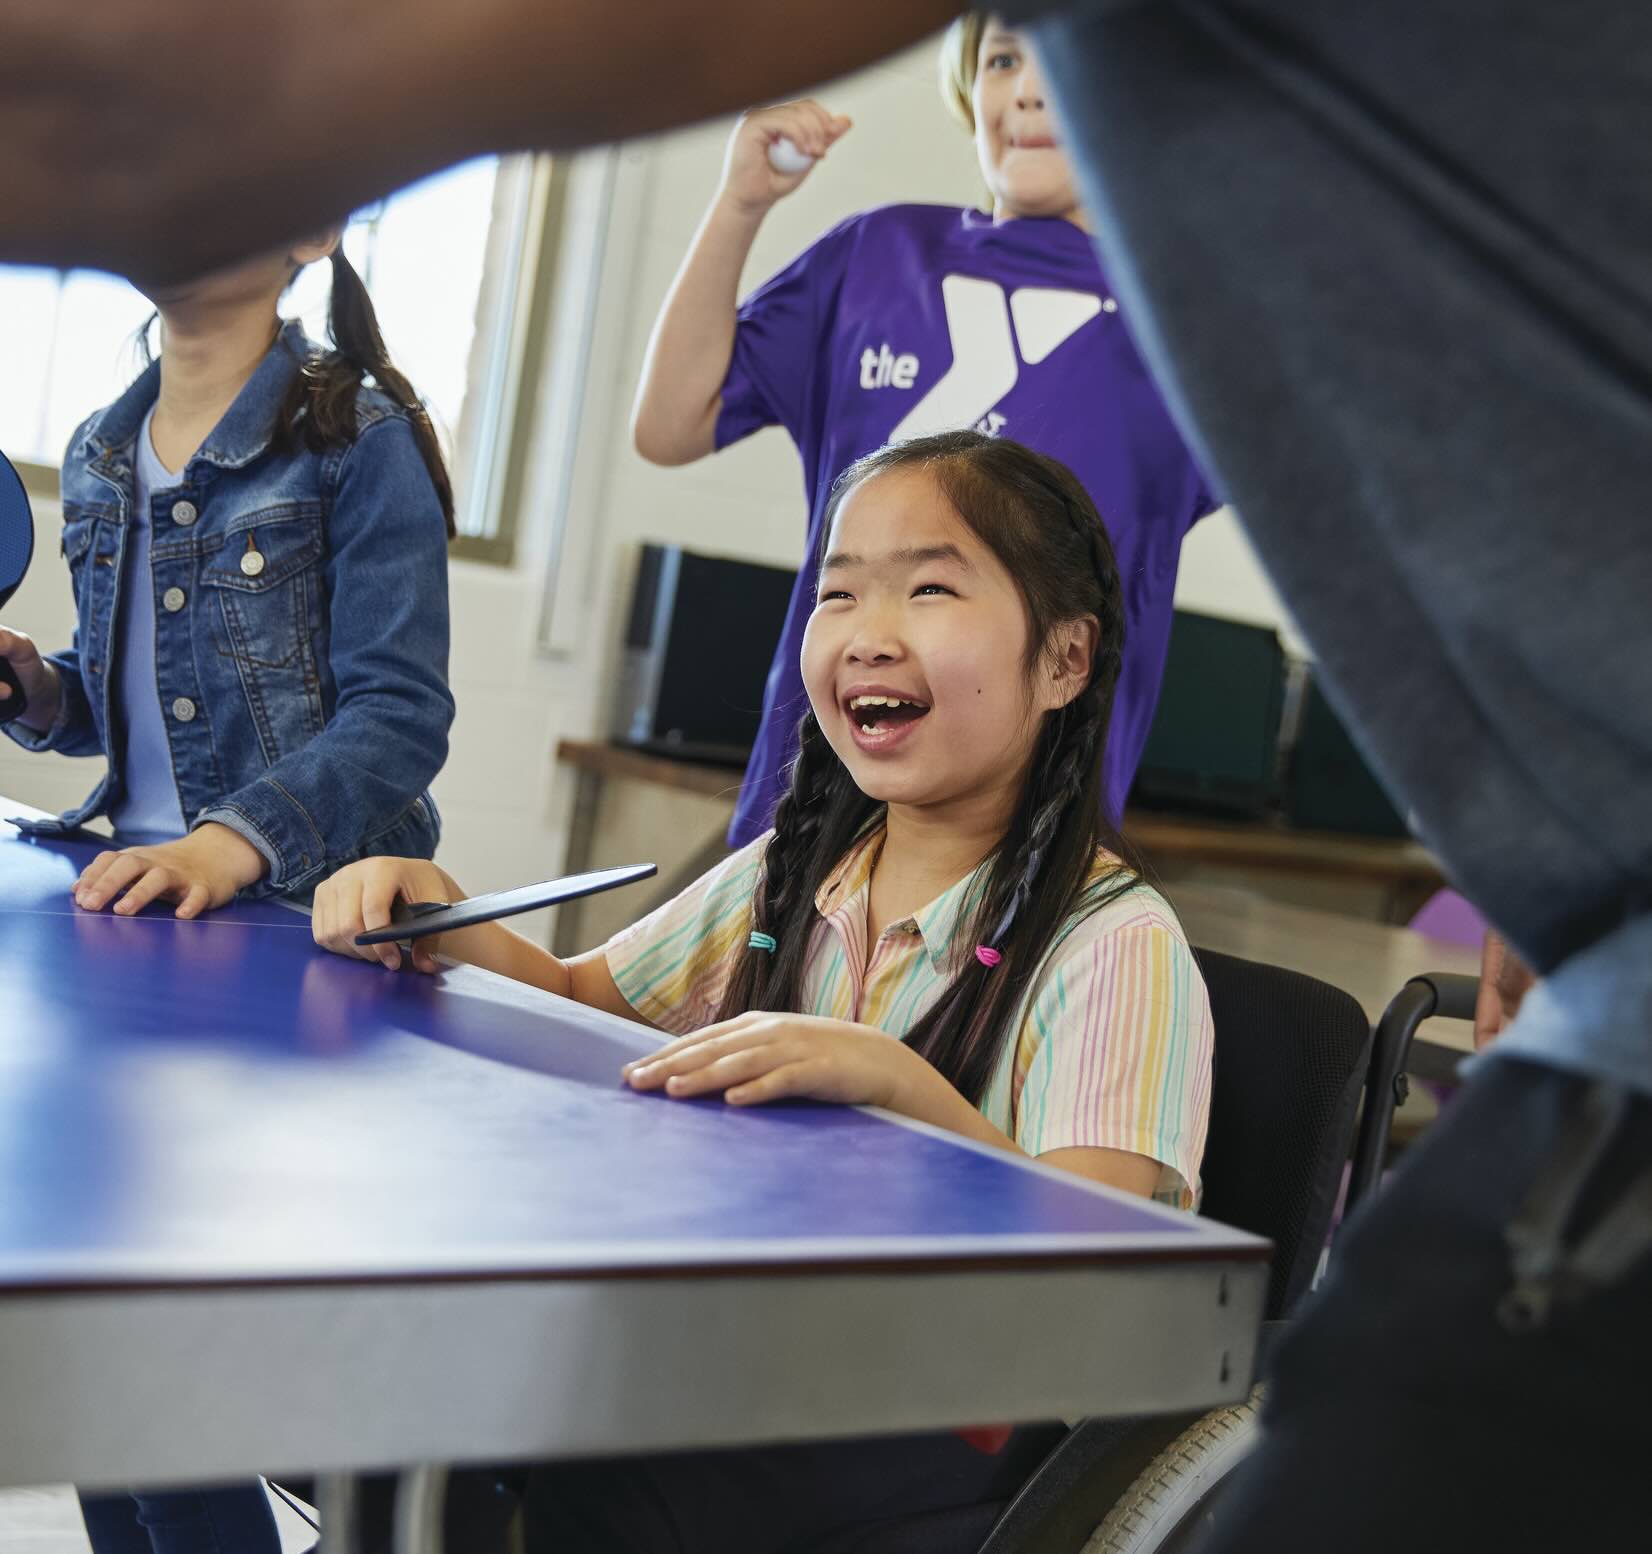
[767,136,816,176]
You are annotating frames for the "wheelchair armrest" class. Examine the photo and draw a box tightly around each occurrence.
[1345,971,1479,1212]
[1406,971,1479,1024]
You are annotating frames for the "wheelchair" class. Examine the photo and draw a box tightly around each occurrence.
[808,957,1478,1554]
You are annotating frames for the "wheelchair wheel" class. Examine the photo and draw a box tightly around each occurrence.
[1083,1386,1263,1554]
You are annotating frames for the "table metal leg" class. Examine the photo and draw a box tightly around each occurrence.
[316,1474,362,1554]
[393,1465,449,1554]
[314,1467,449,1553]
[552,770,603,957]
[553,766,734,955]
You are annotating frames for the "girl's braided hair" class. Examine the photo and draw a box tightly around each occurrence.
[715,430,1141,1104]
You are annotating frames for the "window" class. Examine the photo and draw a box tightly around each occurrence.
[0,268,154,476]
[0,155,563,564]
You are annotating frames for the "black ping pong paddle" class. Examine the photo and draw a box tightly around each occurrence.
[354,862,659,947]
[0,451,37,724]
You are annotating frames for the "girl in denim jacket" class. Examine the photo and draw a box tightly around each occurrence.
[0,231,455,921]
[0,241,455,1553]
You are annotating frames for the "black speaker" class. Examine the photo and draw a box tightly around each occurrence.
[611,543,798,764]
[1283,677,1408,837]
[1131,610,1286,818]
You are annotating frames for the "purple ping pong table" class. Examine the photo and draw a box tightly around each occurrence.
[0,798,1267,1523]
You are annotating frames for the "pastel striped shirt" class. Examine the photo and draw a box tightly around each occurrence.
[605,828,1213,1208]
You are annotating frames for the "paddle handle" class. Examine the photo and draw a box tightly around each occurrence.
[0,658,26,724]
[393,900,451,924]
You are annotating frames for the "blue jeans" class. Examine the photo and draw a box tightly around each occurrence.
[79,1486,285,1554]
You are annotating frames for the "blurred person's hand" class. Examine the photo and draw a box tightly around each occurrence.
[0,0,951,280]
[1474,929,1538,1049]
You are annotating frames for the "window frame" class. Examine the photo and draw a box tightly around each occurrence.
[449,155,569,566]
[4,157,570,566]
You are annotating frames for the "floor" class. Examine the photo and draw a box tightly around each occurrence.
[0,1485,315,1553]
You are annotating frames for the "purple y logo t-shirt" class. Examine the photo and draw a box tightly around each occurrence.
[718,203,1214,847]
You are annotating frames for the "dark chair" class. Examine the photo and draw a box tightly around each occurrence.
[808,949,1399,1554]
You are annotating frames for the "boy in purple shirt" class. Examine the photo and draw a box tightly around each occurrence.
[633,15,1213,846]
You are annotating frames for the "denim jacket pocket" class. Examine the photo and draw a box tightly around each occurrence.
[200,504,327,757]
[201,505,325,658]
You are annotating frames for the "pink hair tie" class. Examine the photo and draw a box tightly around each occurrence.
[975,945,1003,969]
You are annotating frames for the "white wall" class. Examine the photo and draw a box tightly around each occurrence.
[1,36,1295,936]
[1175,506,1301,652]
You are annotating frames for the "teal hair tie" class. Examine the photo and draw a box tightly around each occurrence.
[748,931,778,954]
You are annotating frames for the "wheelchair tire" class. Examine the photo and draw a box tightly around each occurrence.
[1083,1386,1264,1554]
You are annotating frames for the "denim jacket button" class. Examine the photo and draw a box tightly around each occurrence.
[171,697,198,723]
[171,500,198,527]
[240,549,267,578]
[162,587,186,613]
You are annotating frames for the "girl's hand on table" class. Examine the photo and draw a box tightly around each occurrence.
[623,1011,938,1112]
[312,855,461,971]
[73,823,267,920]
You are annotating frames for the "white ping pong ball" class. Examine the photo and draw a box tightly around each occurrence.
[767,136,816,176]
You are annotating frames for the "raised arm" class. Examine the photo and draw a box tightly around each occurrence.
[1,0,954,279]
[632,101,849,466]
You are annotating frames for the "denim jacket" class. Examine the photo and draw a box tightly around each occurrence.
[6,322,455,894]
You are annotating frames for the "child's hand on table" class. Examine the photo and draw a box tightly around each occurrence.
[312,855,462,972]
[73,823,267,919]
[624,1012,951,1116]
[627,1014,1167,1196]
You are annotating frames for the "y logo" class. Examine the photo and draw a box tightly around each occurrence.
[889,276,1103,443]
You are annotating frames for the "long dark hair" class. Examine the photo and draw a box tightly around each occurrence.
[137,250,456,537]
[715,430,1142,1105]
[276,251,455,537]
